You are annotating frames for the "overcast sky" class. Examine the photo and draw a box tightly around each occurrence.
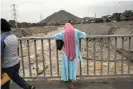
[1,0,133,23]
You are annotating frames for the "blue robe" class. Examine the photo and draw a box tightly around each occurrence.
[53,29,86,81]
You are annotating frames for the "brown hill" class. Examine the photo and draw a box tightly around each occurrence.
[40,10,80,25]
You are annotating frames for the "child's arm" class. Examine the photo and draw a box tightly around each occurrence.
[0,73,10,86]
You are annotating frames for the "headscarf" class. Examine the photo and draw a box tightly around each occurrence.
[64,23,76,60]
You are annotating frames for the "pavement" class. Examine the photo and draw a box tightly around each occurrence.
[10,78,133,89]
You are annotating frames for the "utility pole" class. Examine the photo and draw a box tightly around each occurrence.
[40,14,43,21]
[53,20,55,26]
[65,16,67,23]
[11,4,18,28]
[95,13,96,18]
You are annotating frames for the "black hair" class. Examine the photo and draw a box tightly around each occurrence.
[1,18,11,32]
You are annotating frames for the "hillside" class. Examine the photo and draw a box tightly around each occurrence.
[40,10,80,25]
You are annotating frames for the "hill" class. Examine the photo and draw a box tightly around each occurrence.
[40,10,80,25]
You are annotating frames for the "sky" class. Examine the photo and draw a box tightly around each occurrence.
[1,0,133,23]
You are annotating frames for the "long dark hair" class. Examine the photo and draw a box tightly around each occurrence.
[1,18,11,32]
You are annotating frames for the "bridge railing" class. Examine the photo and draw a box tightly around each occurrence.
[18,35,133,79]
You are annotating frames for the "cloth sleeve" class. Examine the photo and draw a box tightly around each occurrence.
[53,31,64,40]
[77,29,87,39]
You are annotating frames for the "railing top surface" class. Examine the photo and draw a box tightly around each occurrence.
[18,34,133,40]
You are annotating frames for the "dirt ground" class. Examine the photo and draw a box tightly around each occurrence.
[17,21,133,78]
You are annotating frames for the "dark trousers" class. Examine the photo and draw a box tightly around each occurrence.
[1,62,31,89]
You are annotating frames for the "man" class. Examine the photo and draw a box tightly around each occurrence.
[0,18,35,89]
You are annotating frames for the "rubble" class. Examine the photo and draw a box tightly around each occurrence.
[18,21,133,78]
